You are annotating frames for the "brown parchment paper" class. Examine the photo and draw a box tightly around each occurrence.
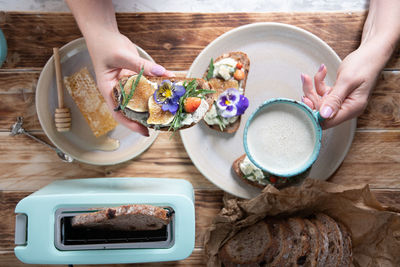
[204,178,400,267]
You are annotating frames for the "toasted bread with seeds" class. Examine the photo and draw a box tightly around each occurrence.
[113,76,214,131]
[71,204,172,231]
[203,52,250,133]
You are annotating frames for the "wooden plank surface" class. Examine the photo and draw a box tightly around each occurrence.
[1,11,400,266]
[1,188,399,266]
[1,130,400,191]
[0,11,399,70]
[1,71,400,131]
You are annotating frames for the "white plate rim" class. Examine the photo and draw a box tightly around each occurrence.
[36,37,159,165]
[181,22,357,198]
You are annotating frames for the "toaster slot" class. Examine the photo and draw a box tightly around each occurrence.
[54,207,174,250]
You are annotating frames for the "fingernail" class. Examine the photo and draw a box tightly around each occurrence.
[151,65,166,76]
[301,96,305,103]
[321,106,333,118]
[318,64,325,72]
[301,73,305,84]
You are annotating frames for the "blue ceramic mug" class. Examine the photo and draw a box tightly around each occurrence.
[243,98,324,178]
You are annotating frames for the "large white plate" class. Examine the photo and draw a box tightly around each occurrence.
[36,38,158,165]
[181,23,356,198]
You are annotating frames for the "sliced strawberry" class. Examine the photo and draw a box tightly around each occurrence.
[184,97,201,113]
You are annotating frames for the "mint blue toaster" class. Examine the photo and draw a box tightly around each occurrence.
[14,178,195,265]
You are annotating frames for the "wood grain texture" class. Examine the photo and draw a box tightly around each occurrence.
[0,12,398,69]
[0,132,215,191]
[1,70,400,131]
[1,188,398,266]
[329,131,400,187]
[358,71,400,129]
[3,130,400,191]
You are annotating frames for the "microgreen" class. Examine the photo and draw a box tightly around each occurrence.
[168,79,215,132]
[119,66,144,110]
[214,102,226,131]
[206,58,214,81]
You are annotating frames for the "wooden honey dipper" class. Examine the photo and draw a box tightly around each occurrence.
[53,47,71,132]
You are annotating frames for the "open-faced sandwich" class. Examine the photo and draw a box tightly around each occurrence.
[203,52,250,133]
[113,68,215,131]
[233,154,307,189]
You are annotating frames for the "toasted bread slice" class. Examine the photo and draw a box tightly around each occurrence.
[310,217,329,267]
[337,222,353,267]
[203,52,250,133]
[315,213,344,267]
[303,218,320,267]
[232,154,304,190]
[219,221,271,265]
[269,221,292,267]
[232,154,266,189]
[262,220,283,265]
[71,204,172,231]
[113,76,214,131]
[286,217,311,266]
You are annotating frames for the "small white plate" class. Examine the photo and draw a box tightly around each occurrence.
[181,23,356,198]
[36,38,158,165]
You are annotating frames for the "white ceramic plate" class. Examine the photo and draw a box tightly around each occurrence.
[181,23,356,198]
[36,38,158,165]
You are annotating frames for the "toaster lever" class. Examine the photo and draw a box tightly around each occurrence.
[15,214,27,245]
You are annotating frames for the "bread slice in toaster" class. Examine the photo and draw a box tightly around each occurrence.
[71,204,172,231]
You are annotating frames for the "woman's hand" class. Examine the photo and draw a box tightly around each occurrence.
[301,42,383,129]
[86,31,174,136]
[66,0,174,136]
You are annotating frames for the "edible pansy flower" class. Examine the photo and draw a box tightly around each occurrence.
[216,88,249,118]
[154,80,186,114]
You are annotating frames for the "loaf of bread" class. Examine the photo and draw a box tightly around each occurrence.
[71,204,172,231]
[219,213,352,267]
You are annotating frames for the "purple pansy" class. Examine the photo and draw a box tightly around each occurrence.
[216,88,249,118]
[154,80,186,114]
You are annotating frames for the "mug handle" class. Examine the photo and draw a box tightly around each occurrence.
[313,110,325,124]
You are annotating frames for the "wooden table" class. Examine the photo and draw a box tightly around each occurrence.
[1,11,400,266]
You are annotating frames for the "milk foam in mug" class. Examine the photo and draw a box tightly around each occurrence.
[243,98,324,178]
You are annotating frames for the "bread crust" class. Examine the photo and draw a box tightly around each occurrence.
[219,221,271,265]
[219,215,352,266]
[71,204,171,231]
[113,76,214,131]
[232,154,266,189]
[232,154,306,190]
[203,51,250,133]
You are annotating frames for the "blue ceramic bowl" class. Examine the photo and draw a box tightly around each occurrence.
[0,29,7,67]
[243,98,324,178]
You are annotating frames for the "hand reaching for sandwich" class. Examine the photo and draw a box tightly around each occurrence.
[301,0,400,129]
[66,0,174,136]
[87,31,174,136]
[301,45,378,129]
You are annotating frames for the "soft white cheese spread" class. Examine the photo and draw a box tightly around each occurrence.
[204,103,238,126]
[213,58,237,80]
[239,156,269,185]
[181,99,209,126]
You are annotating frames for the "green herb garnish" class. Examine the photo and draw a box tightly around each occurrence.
[120,66,144,110]
[213,102,226,131]
[206,58,214,81]
[168,79,215,132]
[119,80,126,102]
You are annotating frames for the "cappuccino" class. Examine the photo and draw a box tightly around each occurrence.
[246,102,317,175]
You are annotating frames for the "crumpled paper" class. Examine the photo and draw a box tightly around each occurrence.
[204,178,400,267]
